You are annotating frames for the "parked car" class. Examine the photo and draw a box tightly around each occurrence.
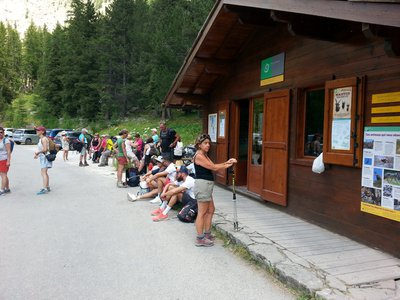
[4,128,14,138]
[13,129,39,145]
[54,131,91,151]
[48,128,72,140]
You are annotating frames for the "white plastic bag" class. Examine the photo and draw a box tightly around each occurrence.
[312,153,325,174]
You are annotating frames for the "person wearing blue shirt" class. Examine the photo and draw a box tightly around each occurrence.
[79,128,89,167]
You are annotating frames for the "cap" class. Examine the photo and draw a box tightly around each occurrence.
[177,166,189,175]
[101,134,106,137]
[155,156,164,163]
[82,128,88,133]
[35,126,46,132]
[151,128,157,132]
[61,131,67,135]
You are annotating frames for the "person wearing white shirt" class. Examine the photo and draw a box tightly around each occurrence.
[151,166,195,221]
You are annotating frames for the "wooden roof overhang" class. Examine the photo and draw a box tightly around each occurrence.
[164,0,400,108]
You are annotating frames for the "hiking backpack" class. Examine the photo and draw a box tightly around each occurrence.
[72,139,83,152]
[48,138,58,154]
[148,144,159,156]
[3,138,14,153]
[177,200,198,223]
[126,168,140,187]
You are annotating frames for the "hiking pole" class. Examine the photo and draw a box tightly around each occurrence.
[230,166,239,231]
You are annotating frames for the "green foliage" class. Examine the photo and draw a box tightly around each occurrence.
[0,0,215,128]
[99,110,202,145]
[5,93,43,127]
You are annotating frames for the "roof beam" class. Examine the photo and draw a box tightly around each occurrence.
[223,0,400,28]
[193,58,233,76]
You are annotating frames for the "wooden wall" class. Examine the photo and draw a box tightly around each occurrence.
[207,24,400,256]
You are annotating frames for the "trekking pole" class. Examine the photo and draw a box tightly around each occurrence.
[230,166,239,231]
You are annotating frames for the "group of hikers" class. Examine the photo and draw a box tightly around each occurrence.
[0,122,237,247]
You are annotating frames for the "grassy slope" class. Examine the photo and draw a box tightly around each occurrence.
[99,111,202,146]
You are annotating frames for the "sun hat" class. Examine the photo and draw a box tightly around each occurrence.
[155,156,164,163]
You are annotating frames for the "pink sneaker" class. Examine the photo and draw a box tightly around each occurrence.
[195,237,214,247]
[152,213,168,222]
[205,233,216,242]
[151,208,163,216]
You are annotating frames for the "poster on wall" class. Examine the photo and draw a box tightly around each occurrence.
[218,111,226,138]
[361,126,400,222]
[331,87,352,150]
[208,113,217,142]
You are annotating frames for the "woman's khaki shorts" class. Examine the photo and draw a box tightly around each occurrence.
[194,179,214,202]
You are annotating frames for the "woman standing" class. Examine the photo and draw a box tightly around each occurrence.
[115,130,129,188]
[0,127,11,195]
[61,131,69,161]
[193,133,237,247]
[34,126,52,195]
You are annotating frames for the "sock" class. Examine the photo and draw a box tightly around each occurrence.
[197,234,205,239]
[162,206,172,215]
[204,230,211,235]
[160,201,168,210]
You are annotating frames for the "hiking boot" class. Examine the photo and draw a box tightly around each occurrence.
[79,162,84,167]
[195,237,214,247]
[205,233,216,242]
[152,213,168,222]
[36,189,48,195]
[151,208,163,216]
[127,193,138,202]
[84,162,89,166]
[149,196,161,204]
[4,188,11,194]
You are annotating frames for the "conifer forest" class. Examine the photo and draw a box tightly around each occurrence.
[0,0,214,127]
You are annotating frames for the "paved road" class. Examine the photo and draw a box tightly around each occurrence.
[0,145,295,300]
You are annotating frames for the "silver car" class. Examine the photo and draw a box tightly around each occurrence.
[13,129,39,145]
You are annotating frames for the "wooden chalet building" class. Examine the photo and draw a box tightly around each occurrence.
[164,0,400,256]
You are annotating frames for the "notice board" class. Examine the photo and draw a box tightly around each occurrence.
[361,127,400,222]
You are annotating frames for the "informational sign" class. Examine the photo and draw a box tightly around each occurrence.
[331,119,351,150]
[361,127,400,222]
[218,111,226,138]
[331,87,352,150]
[260,53,285,86]
[208,113,217,142]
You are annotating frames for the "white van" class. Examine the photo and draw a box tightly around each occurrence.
[13,129,39,145]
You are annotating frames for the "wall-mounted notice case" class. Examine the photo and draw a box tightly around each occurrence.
[323,77,364,167]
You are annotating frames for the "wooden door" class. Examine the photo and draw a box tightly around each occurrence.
[261,90,290,206]
[216,102,229,185]
[247,97,264,194]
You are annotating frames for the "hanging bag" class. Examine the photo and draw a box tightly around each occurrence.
[312,153,325,174]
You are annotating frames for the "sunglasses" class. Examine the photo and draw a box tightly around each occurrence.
[199,134,211,143]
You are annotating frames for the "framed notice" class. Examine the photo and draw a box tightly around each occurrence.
[361,126,400,222]
[323,77,364,167]
[208,113,217,142]
[218,110,226,138]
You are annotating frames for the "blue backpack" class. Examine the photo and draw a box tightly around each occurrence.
[3,138,14,153]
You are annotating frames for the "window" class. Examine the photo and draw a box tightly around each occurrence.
[304,89,325,157]
[251,98,263,165]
